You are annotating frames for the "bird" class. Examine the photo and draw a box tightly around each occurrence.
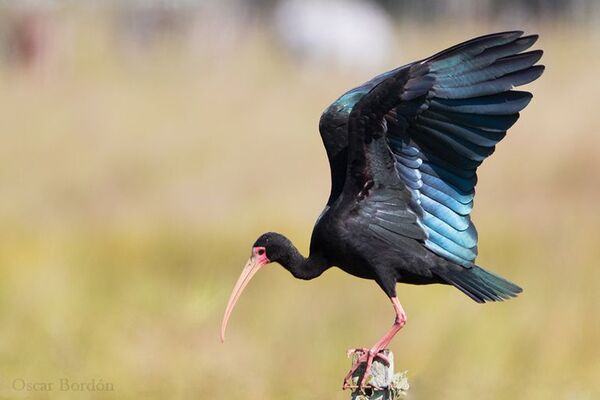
[221,31,544,389]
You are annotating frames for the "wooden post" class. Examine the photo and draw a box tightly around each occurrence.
[347,350,409,400]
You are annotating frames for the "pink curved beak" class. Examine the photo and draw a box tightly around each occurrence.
[221,249,268,342]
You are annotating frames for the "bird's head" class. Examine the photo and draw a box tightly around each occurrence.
[252,232,294,264]
[220,232,292,342]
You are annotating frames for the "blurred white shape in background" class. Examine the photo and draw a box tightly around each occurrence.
[273,0,395,71]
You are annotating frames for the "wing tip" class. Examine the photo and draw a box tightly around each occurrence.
[485,30,525,39]
[521,33,539,43]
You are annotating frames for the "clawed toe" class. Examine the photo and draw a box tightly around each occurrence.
[342,348,391,390]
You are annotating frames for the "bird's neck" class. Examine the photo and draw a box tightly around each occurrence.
[281,245,329,281]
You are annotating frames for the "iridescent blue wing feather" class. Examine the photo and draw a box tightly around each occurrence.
[383,31,544,266]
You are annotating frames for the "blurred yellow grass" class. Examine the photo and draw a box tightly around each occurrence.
[0,16,599,400]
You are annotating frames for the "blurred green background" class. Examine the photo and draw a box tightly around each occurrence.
[0,1,599,399]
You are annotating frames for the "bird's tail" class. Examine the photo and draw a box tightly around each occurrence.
[436,265,523,303]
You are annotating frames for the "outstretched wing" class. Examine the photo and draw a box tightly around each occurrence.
[319,61,412,206]
[336,31,544,266]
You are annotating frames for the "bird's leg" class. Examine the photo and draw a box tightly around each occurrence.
[343,297,407,390]
[368,297,407,351]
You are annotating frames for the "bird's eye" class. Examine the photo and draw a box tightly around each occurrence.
[257,249,265,256]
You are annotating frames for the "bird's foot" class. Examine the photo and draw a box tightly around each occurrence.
[342,348,390,390]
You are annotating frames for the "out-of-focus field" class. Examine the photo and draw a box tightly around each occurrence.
[1,14,599,400]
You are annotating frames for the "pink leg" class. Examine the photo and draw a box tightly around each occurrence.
[343,297,407,389]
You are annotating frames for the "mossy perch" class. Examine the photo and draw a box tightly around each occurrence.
[347,350,409,400]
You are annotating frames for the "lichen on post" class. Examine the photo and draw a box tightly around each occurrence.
[346,350,409,400]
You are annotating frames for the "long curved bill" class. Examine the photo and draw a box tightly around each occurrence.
[221,254,267,342]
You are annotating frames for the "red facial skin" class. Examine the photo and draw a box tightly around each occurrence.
[253,246,270,265]
[220,246,270,342]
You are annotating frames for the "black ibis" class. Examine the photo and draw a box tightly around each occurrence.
[221,31,543,388]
